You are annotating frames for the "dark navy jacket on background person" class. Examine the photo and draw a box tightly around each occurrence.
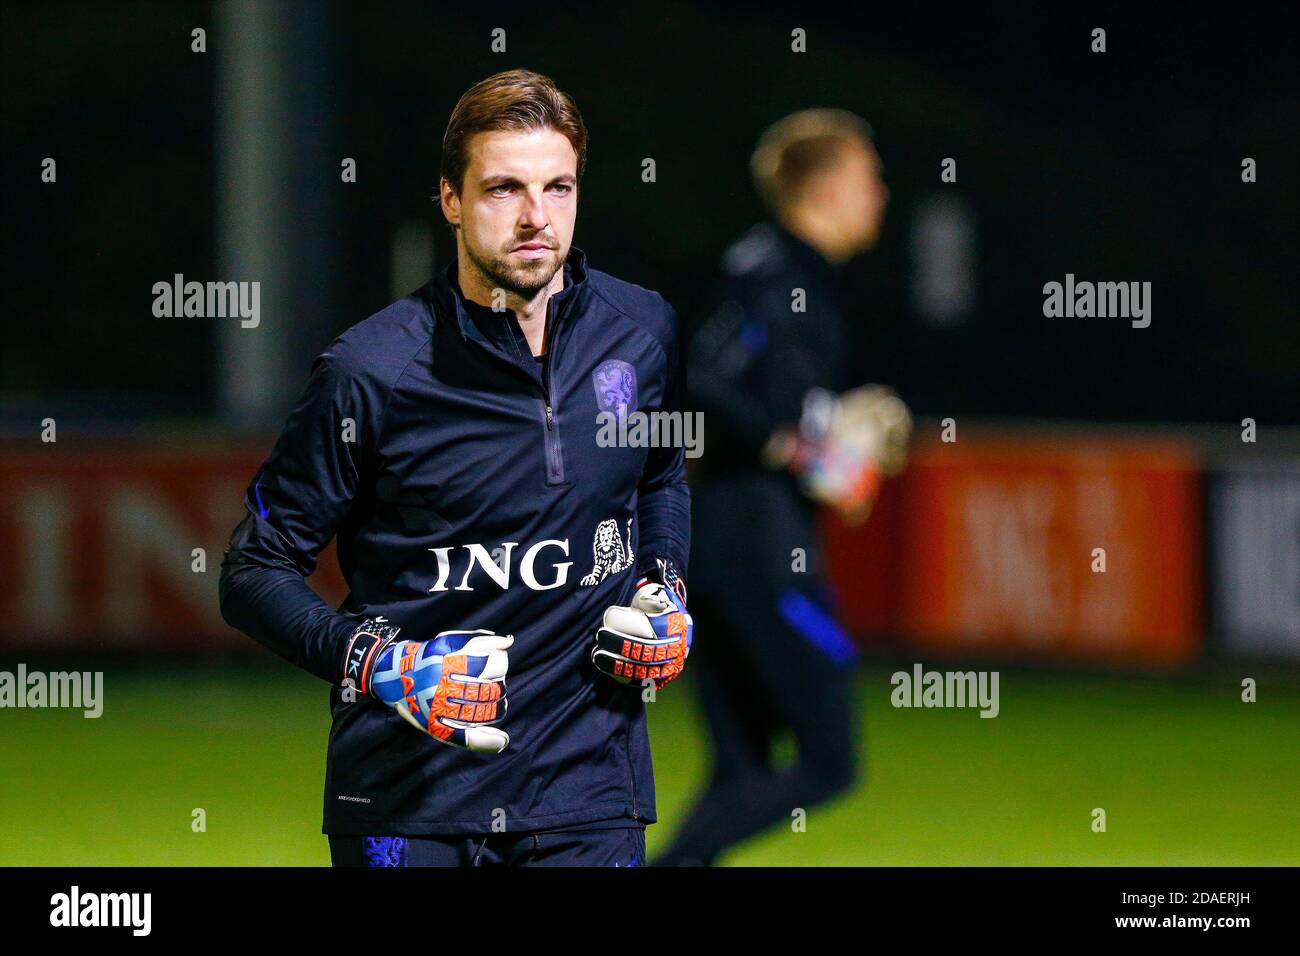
[688,222,851,595]
[219,247,690,836]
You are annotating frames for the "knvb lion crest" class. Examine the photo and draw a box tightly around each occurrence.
[592,359,637,418]
[580,517,634,586]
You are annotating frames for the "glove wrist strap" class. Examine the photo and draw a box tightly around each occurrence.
[341,617,402,696]
[636,556,688,607]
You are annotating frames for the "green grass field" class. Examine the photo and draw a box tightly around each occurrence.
[1,662,1296,865]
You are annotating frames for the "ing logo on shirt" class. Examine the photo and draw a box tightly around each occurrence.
[425,517,633,592]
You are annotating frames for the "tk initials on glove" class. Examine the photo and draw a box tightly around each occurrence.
[345,618,513,753]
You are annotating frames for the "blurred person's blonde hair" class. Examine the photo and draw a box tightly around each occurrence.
[750,109,875,214]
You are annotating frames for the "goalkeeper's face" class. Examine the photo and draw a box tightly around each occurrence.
[444,127,578,298]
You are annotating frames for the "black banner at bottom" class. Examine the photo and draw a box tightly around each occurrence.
[0,866,1285,941]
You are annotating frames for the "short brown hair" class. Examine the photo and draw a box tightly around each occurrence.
[440,69,588,195]
[750,108,874,213]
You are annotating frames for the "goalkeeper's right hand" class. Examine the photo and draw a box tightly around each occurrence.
[342,617,513,753]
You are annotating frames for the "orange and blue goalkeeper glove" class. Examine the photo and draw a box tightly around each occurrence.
[592,558,692,691]
[343,617,513,753]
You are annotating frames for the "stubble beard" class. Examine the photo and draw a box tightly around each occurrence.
[464,234,564,300]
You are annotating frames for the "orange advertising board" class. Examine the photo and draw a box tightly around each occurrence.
[893,436,1203,664]
[0,441,345,651]
[2,432,1205,665]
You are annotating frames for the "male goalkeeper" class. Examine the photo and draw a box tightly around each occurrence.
[219,69,691,867]
[654,110,905,866]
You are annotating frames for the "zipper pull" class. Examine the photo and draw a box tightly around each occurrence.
[545,403,554,430]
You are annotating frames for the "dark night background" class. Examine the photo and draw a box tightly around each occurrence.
[2,0,1296,425]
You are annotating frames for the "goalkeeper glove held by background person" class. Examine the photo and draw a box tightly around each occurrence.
[763,384,913,525]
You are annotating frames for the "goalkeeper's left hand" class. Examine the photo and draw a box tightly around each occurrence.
[592,559,693,691]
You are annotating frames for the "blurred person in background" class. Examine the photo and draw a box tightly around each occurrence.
[655,109,908,866]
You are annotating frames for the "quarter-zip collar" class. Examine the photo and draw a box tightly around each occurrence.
[432,245,590,351]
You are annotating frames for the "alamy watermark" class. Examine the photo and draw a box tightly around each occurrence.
[0,664,103,718]
[152,274,260,328]
[890,664,999,718]
[595,410,704,459]
[50,886,150,936]
[1042,273,1151,328]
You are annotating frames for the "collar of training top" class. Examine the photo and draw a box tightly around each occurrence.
[768,220,843,280]
[433,246,590,345]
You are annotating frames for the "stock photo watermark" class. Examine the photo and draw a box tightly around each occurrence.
[152,274,260,328]
[0,664,103,718]
[50,887,151,936]
[595,409,704,459]
[891,664,1000,718]
[1042,273,1151,328]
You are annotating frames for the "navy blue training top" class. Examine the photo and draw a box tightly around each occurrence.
[219,248,690,835]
